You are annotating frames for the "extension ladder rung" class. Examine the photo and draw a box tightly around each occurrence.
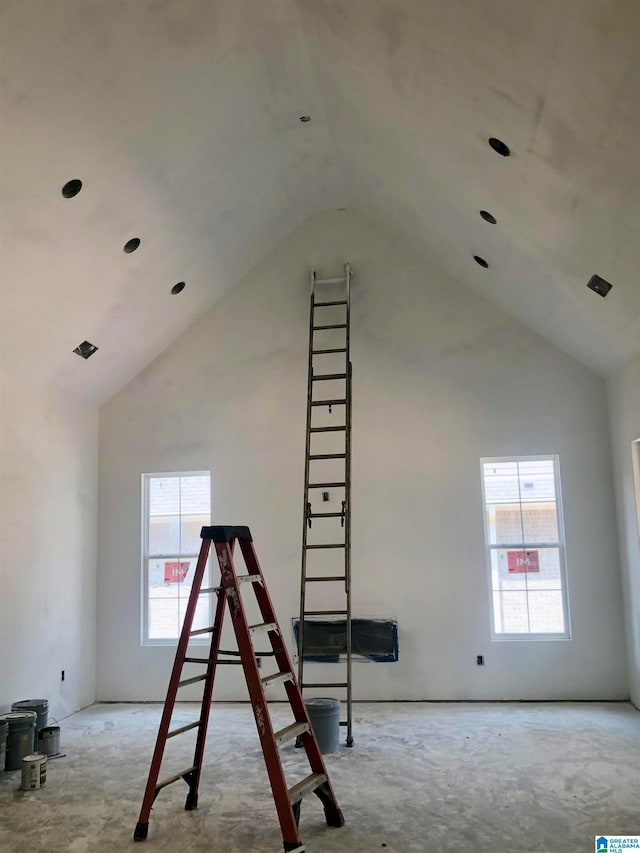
[261,671,294,688]
[167,720,201,739]
[190,626,215,636]
[305,543,345,550]
[315,300,348,307]
[311,399,346,407]
[248,621,278,636]
[178,674,207,688]
[308,512,343,518]
[304,610,348,616]
[156,765,197,792]
[301,683,348,689]
[306,576,346,582]
[307,482,345,488]
[309,426,346,433]
[309,453,346,460]
[312,373,347,381]
[312,348,347,354]
[313,324,347,331]
[315,276,346,285]
[288,773,327,805]
[274,721,310,745]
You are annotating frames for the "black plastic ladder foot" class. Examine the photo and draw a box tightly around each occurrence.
[133,821,149,841]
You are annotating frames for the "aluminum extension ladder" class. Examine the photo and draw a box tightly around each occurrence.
[134,525,345,852]
[298,264,354,747]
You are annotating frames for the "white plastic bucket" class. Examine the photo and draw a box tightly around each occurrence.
[21,753,47,790]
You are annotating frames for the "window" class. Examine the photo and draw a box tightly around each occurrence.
[142,472,211,644]
[480,456,570,640]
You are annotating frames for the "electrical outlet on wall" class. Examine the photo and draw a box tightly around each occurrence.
[476,655,484,666]
[61,670,65,681]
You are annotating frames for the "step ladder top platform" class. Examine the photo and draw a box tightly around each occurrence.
[200,525,252,542]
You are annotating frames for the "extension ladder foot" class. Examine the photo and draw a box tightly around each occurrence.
[184,791,198,811]
[133,821,149,842]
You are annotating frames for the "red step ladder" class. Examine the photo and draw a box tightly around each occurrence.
[133,525,345,852]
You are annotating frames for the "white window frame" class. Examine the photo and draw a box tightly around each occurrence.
[632,438,640,540]
[141,470,211,646]
[480,455,571,641]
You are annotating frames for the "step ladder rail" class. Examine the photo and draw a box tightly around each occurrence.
[213,537,301,849]
[238,538,344,831]
[134,536,215,838]
[184,576,228,811]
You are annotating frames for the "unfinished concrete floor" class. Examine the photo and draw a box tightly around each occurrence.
[0,702,638,852]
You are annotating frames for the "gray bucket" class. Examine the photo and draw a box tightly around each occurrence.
[1,711,37,771]
[11,700,48,736]
[0,719,8,771]
[305,698,340,755]
[37,726,60,757]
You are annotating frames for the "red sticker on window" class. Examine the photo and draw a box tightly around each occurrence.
[507,550,539,573]
[164,561,190,583]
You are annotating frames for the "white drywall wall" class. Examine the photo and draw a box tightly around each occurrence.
[97,209,628,701]
[608,353,640,707]
[0,375,98,719]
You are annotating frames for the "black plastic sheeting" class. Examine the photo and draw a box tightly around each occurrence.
[292,618,398,662]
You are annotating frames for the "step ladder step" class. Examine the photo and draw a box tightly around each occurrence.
[311,399,346,407]
[212,573,263,592]
[312,373,347,381]
[314,300,348,307]
[304,610,348,616]
[156,765,197,792]
[305,576,347,582]
[248,621,278,637]
[167,720,201,739]
[190,626,215,636]
[261,671,294,688]
[305,543,345,550]
[309,453,346,460]
[308,512,343,518]
[178,674,208,688]
[307,481,346,488]
[301,683,349,689]
[288,773,327,805]
[309,426,346,433]
[313,324,347,331]
[274,721,310,745]
[315,276,346,285]
[312,347,347,354]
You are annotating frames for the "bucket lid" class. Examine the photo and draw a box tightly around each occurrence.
[0,711,37,722]
[23,754,46,762]
[305,697,340,708]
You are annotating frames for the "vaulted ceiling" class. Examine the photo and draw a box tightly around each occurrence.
[1,0,638,404]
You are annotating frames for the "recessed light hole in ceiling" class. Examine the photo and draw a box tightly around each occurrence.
[488,137,510,157]
[62,179,82,198]
[474,255,489,268]
[479,210,497,224]
[299,115,311,122]
[123,237,141,253]
[73,340,98,359]
[171,282,185,295]
[587,274,612,297]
